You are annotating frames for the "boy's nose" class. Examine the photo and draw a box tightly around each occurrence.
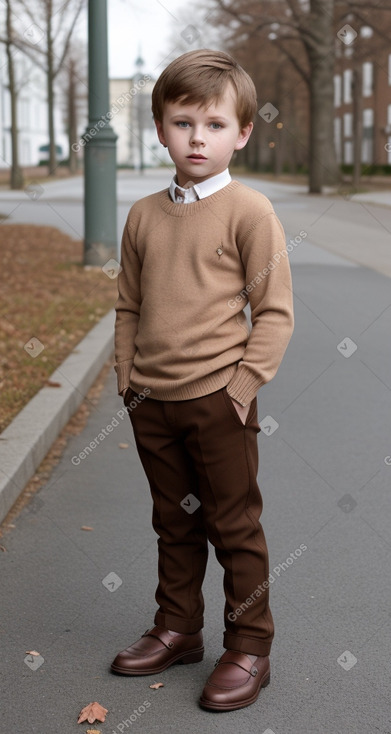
[190,128,205,146]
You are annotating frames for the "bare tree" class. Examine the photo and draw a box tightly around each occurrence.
[4,0,23,188]
[335,3,391,188]
[12,0,85,175]
[209,0,391,192]
[209,0,341,192]
[57,42,88,174]
[219,11,309,175]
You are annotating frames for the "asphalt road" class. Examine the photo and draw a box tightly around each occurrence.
[1,171,391,733]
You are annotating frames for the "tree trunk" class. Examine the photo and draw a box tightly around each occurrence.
[274,62,283,177]
[137,94,145,173]
[307,0,340,193]
[68,59,78,174]
[352,64,363,189]
[47,0,57,175]
[6,0,23,189]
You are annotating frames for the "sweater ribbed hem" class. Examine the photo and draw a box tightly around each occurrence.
[129,364,238,402]
[226,366,264,407]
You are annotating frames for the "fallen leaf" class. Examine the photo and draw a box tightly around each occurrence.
[118,443,129,449]
[0,319,15,335]
[149,682,164,689]
[81,526,94,531]
[0,545,7,552]
[45,380,62,387]
[86,730,101,734]
[26,650,40,656]
[77,702,108,724]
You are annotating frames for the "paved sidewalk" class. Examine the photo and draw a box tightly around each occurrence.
[1,231,391,732]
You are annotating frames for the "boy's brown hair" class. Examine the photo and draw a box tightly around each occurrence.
[151,49,257,128]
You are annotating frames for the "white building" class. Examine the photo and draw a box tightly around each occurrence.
[109,69,171,169]
[0,7,67,169]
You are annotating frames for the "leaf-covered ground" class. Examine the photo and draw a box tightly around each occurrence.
[0,224,118,433]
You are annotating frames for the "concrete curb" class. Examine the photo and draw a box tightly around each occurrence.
[0,309,115,524]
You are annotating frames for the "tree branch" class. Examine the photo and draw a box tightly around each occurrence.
[285,0,303,23]
[53,0,84,77]
[339,0,391,8]
[14,0,43,28]
[273,37,310,84]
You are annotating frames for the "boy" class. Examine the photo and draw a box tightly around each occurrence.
[111,49,294,712]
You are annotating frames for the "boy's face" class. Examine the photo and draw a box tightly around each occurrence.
[155,83,253,187]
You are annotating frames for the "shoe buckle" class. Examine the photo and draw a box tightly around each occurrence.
[250,666,258,677]
[168,641,174,648]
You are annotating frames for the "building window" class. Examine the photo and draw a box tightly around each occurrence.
[344,113,353,137]
[344,140,353,164]
[343,69,352,104]
[35,104,41,130]
[362,62,373,97]
[334,117,342,162]
[386,104,391,164]
[3,88,11,128]
[363,108,374,128]
[19,98,30,129]
[21,139,31,166]
[362,108,374,164]
[334,75,341,107]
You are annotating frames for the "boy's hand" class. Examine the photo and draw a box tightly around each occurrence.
[122,387,131,402]
[228,394,250,425]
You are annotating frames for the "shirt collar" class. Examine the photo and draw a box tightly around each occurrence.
[169,169,231,203]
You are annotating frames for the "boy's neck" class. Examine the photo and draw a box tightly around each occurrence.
[175,168,230,189]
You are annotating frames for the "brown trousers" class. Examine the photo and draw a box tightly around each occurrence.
[125,386,274,656]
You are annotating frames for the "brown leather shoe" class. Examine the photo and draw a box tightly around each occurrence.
[199,650,270,711]
[110,625,204,675]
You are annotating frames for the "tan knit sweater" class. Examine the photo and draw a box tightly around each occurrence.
[114,180,294,406]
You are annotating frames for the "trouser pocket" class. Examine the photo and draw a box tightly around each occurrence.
[221,387,257,427]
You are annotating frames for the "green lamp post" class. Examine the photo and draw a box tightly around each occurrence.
[83,0,118,265]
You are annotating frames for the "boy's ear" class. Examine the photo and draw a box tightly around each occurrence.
[154,119,167,147]
[234,122,253,151]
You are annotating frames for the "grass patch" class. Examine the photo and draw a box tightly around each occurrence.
[0,224,118,433]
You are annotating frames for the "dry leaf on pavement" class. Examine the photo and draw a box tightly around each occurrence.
[26,650,40,656]
[118,443,129,449]
[86,730,101,734]
[149,682,164,689]
[77,702,108,724]
[81,526,94,531]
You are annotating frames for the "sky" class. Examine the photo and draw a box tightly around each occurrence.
[107,0,204,79]
[76,0,223,81]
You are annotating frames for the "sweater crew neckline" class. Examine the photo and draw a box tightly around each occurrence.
[158,180,241,216]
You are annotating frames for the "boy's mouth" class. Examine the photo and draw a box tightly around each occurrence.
[187,154,207,160]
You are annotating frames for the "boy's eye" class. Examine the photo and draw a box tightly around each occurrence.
[210,122,222,130]
[176,121,190,128]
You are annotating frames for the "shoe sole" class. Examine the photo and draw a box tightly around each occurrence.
[110,647,204,676]
[198,671,270,712]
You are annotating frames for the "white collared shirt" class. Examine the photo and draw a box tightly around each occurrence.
[169,169,232,203]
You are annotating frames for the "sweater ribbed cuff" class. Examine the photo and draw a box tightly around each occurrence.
[114,359,133,395]
[226,366,264,406]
